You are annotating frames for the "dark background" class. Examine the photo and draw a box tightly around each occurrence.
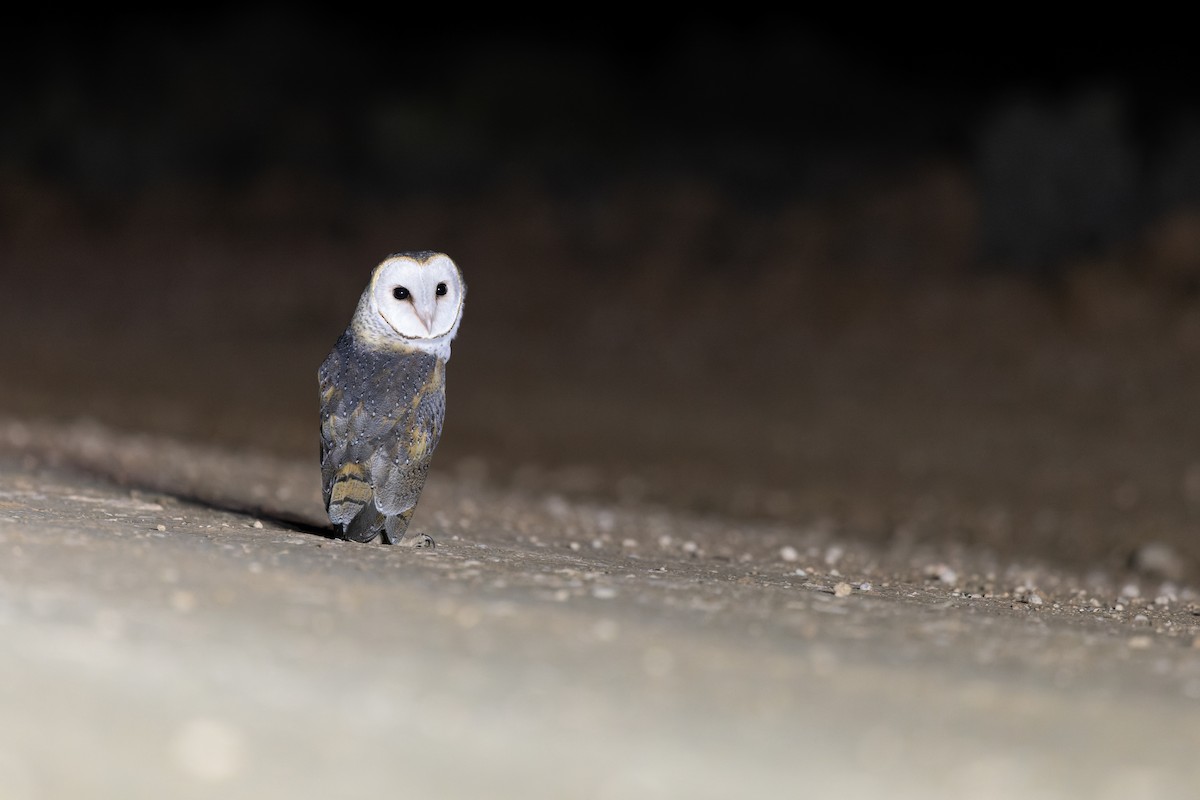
[7,12,1200,218]
[5,10,1200,574]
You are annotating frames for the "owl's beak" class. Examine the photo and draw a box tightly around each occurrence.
[416,305,436,333]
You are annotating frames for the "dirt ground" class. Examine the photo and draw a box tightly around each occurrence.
[4,420,1200,798]
[4,170,1200,796]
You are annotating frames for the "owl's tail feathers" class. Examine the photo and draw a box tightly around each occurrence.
[327,464,382,542]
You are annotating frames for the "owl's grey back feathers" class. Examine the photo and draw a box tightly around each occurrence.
[319,329,446,543]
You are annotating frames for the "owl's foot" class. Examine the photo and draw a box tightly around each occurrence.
[381,530,435,547]
[401,532,436,548]
[382,512,434,547]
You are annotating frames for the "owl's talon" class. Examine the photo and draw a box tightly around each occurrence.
[380,532,435,547]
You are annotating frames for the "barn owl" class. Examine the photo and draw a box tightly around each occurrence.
[318,251,465,545]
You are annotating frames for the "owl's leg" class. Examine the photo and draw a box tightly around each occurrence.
[382,509,435,547]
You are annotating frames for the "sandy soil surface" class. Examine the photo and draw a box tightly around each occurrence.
[3,418,1200,798]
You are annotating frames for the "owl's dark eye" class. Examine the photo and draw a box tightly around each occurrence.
[436,282,448,296]
[393,286,410,301]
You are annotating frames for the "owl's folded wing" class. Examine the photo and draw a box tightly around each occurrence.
[369,364,446,517]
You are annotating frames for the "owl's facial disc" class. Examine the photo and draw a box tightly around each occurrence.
[372,254,464,341]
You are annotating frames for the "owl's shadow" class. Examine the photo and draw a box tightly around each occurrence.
[175,491,341,540]
[6,419,344,542]
[82,463,342,541]
[36,456,340,541]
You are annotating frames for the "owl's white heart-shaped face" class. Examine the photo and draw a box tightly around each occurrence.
[369,252,465,346]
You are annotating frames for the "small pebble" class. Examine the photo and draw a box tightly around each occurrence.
[926,564,958,585]
[642,647,675,678]
[252,520,263,529]
[592,618,620,642]
[779,545,799,562]
[833,582,853,598]
[454,606,481,628]
[171,590,197,613]
[171,718,245,781]
[156,524,166,532]
[858,581,872,592]
[1128,541,1186,581]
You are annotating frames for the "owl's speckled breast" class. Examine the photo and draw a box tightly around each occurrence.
[331,331,441,408]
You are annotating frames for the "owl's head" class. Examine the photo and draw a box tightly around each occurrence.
[355,251,466,359]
